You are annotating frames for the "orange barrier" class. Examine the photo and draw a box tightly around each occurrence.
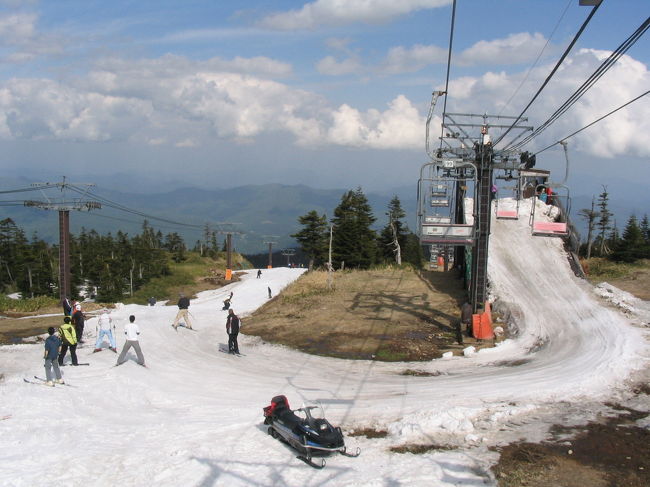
[471,301,494,340]
[225,269,232,280]
[267,265,272,269]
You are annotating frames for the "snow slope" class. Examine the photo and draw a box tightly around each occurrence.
[1,198,648,486]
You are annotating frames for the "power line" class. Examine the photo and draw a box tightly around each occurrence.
[534,89,649,155]
[508,15,650,151]
[493,0,602,147]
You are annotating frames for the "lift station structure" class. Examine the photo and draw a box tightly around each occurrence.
[417,93,533,313]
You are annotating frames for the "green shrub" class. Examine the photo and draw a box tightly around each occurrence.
[0,295,59,313]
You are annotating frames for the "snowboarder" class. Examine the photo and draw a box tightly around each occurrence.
[58,316,78,366]
[172,293,192,330]
[43,327,64,386]
[226,309,240,355]
[222,298,231,310]
[116,315,145,366]
[257,269,262,279]
[71,302,85,344]
[268,286,272,299]
[94,309,116,352]
[148,296,156,306]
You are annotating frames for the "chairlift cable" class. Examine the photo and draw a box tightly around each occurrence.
[508,16,650,151]
[534,89,650,156]
[493,1,602,147]
[498,0,572,117]
[438,0,457,152]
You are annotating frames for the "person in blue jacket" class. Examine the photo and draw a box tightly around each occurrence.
[44,327,64,386]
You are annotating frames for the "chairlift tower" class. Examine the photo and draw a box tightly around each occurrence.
[214,224,243,280]
[263,236,279,269]
[420,100,533,312]
[281,248,296,267]
[23,178,101,305]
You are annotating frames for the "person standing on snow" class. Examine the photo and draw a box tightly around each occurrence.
[71,302,85,344]
[43,327,64,386]
[172,293,192,330]
[116,315,145,366]
[62,296,73,317]
[257,269,262,279]
[226,309,240,355]
[94,308,117,353]
[58,316,78,366]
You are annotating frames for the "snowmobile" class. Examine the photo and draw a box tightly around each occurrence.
[263,395,360,468]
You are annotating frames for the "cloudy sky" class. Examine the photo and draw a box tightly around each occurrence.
[0,0,648,202]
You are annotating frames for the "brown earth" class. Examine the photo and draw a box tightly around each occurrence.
[244,267,494,361]
[605,267,650,301]
[493,402,650,487]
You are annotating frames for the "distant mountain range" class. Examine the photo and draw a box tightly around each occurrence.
[0,180,417,254]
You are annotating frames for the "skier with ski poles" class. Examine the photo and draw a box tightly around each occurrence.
[43,327,64,386]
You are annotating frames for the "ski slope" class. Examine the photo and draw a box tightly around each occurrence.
[1,197,648,486]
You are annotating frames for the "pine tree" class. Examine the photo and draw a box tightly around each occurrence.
[611,215,645,262]
[578,196,599,259]
[379,196,407,265]
[291,211,328,270]
[331,188,377,269]
[596,186,613,256]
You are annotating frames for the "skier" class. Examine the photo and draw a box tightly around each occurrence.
[148,296,156,306]
[222,298,231,310]
[71,302,85,344]
[172,293,192,330]
[58,316,78,366]
[226,309,240,355]
[268,286,272,299]
[257,269,262,279]
[116,315,145,367]
[43,327,64,386]
[94,309,116,352]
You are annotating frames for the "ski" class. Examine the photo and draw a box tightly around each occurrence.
[172,324,197,331]
[0,414,11,421]
[297,455,326,469]
[33,376,76,387]
[60,363,90,366]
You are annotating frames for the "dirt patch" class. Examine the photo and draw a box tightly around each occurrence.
[347,428,388,439]
[399,369,445,376]
[606,268,650,301]
[244,268,488,361]
[493,406,650,487]
[390,443,454,454]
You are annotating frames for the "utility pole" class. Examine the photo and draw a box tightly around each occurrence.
[263,236,279,269]
[215,226,242,281]
[23,178,101,305]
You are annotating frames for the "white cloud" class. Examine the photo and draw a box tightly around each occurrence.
[444,49,650,158]
[326,95,424,149]
[381,44,448,74]
[258,0,451,30]
[316,55,363,75]
[0,12,64,63]
[457,32,551,66]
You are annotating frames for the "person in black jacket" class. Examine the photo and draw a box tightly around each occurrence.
[172,293,193,329]
[226,309,240,355]
[71,303,85,344]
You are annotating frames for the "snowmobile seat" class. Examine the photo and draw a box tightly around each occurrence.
[264,395,290,417]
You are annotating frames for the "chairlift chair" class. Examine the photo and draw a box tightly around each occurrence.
[529,183,571,237]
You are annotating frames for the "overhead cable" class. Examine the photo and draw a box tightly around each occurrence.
[498,0,572,116]
[493,1,602,147]
[534,89,649,155]
[508,15,650,150]
[438,0,457,152]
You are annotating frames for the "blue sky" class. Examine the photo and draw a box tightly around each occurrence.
[0,0,648,215]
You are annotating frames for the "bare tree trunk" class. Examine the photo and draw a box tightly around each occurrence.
[27,266,33,298]
[129,258,135,297]
[389,218,402,265]
[586,198,595,259]
[327,225,333,290]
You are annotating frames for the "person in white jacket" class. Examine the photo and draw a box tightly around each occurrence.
[94,309,117,353]
[116,315,145,366]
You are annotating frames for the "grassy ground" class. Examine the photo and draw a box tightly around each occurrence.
[244,266,485,361]
[583,258,650,300]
